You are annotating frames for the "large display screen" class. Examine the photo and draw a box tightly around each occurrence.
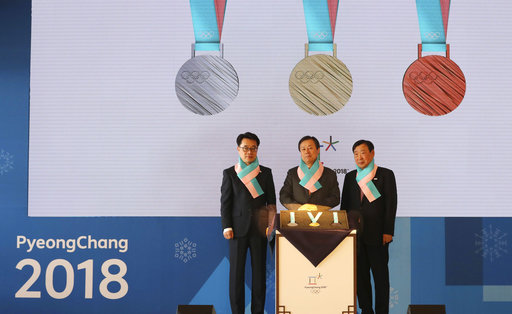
[29,0,512,216]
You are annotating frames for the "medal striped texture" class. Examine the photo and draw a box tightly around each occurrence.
[289,54,352,116]
[176,55,238,115]
[403,55,465,116]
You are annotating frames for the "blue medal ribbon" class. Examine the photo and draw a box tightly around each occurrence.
[189,0,226,51]
[302,0,339,52]
[416,0,450,53]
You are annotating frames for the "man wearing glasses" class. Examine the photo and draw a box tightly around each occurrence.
[221,132,276,314]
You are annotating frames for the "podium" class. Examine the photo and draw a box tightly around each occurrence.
[275,226,357,314]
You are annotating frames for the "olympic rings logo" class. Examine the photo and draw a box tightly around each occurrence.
[424,31,441,39]
[181,71,210,84]
[409,71,437,84]
[295,71,324,84]
[313,32,328,39]
[199,31,215,39]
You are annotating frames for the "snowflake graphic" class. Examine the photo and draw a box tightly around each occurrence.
[266,265,275,299]
[475,224,508,262]
[389,286,399,309]
[0,149,14,175]
[174,238,197,263]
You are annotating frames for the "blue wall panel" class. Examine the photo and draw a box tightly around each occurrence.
[445,218,483,285]
[411,218,512,313]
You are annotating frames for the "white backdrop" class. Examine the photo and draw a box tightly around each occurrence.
[29,0,512,216]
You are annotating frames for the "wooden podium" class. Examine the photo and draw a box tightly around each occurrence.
[275,229,357,314]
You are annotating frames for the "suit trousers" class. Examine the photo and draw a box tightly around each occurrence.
[357,242,390,314]
[229,228,267,314]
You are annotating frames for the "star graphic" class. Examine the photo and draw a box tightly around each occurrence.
[322,136,339,151]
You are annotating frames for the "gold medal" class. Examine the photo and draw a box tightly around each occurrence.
[289,45,352,116]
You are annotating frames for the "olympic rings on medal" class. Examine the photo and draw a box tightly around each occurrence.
[199,31,215,39]
[402,55,466,116]
[424,31,441,39]
[408,71,437,85]
[175,55,239,115]
[181,71,210,84]
[289,54,352,115]
[294,71,324,84]
[313,32,328,40]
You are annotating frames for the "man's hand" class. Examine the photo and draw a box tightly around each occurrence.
[383,234,393,245]
[223,229,234,239]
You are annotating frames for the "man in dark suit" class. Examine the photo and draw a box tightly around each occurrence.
[221,132,276,314]
[280,135,340,210]
[341,140,397,314]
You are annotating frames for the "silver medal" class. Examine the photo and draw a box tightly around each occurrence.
[176,55,239,115]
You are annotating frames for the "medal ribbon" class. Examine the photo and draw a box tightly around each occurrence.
[416,0,450,52]
[356,160,381,203]
[235,157,264,199]
[307,212,322,226]
[190,0,227,51]
[297,157,324,193]
[289,212,297,225]
[333,212,339,223]
[302,0,340,52]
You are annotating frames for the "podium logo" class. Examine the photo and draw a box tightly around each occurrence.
[305,273,327,294]
[174,238,197,263]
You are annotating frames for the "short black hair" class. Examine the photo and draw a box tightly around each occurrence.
[236,132,260,146]
[352,140,374,152]
[298,136,320,151]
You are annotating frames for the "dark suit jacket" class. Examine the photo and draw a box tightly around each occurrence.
[221,165,276,238]
[279,166,340,208]
[341,167,397,245]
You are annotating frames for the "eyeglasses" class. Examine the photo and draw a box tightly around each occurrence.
[239,146,258,152]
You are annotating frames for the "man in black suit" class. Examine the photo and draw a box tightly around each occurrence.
[341,140,397,314]
[221,132,276,314]
[280,135,340,210]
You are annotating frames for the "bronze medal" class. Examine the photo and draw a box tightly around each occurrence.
[403,54,466,116]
